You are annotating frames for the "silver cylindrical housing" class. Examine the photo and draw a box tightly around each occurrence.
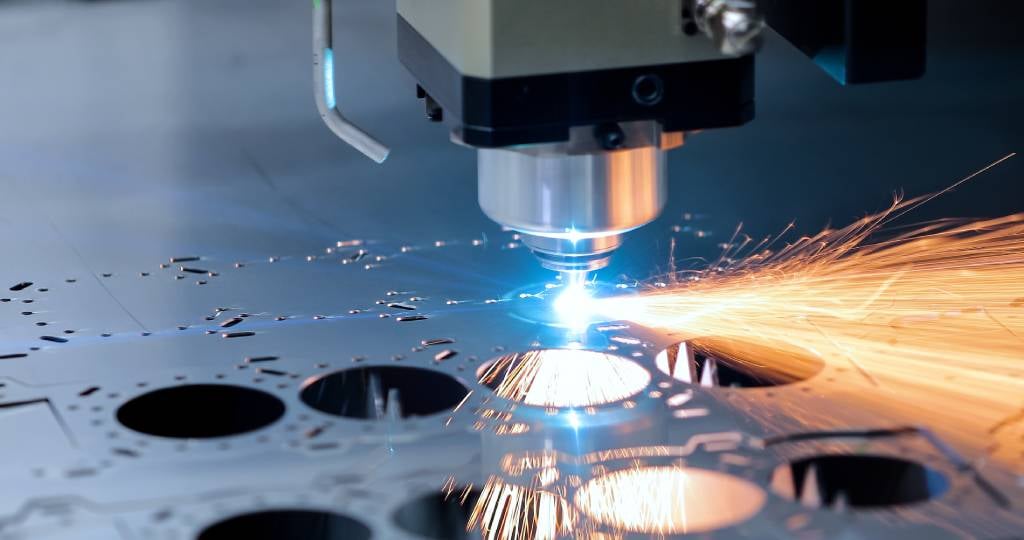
[478,146,667,272]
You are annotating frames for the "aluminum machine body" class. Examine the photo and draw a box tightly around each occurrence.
[314,0,927,277]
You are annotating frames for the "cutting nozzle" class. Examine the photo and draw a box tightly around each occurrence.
[477,142,667,275]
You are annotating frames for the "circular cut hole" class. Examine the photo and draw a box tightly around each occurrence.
[300,366,469,419]
[656,338,824,388]
[575,466,765,534]
[198,510,371,540]
[393,489,481,539]
[478,349,650,408]
[116,384,285,438]
[771,454,948,509]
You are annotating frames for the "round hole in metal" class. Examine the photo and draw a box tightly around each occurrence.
[300,366,469,419]
[656,338,824,388]
[575,466,765,534]
[393,488,481,539]
[478,349,650,408]
[771,454,948,509]
[116,384,284,439]
[197,510,371,540]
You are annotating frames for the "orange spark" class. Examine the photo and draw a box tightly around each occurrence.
[468,476,577,540]
[599,167,1024,470]
[479,350,650,408]
[573,466,766,535]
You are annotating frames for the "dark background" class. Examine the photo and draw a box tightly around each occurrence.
[0,0,1021,280]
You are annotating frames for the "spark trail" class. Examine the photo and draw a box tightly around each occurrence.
[599,155,1024,469]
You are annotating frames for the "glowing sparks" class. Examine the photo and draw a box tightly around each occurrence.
[597,189,1024,469]
[468,476,576,540]
[574,466,766,534]
[479,350,651,408]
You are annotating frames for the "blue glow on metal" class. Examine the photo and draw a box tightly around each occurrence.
[323,48,336,109]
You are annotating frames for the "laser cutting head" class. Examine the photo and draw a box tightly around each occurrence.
[313,0,762,275]
[314,0,926,276]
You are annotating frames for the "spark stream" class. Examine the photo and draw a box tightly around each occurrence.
[599,188,1024,470]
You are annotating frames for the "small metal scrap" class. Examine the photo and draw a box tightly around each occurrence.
[434,349,458,362]
[9,281,32,291]
[170,256,200,263]
[219,317,243,328]
[387,303,416,311]
[221,331,255,339]
[245,356,279,363]
[396,315,428,322]
[179,267,209,274]
[256,368,288,377]
[337,239,364,248]
[40,336,68,343]
[422,338,454,347]
[0,353,28,360]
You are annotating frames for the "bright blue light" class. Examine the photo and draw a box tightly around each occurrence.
[566,227,583,246]
[566,410,581,429]
[554,281,594,331]
[323,48,336,109]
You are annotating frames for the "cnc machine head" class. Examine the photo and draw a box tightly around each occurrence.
[313,0,926,279]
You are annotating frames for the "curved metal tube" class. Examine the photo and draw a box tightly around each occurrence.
[313,0,390,163]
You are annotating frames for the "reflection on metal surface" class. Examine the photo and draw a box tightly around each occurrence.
[468,476,576,540]
[574,466,765,535]
[478,350,650,408]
